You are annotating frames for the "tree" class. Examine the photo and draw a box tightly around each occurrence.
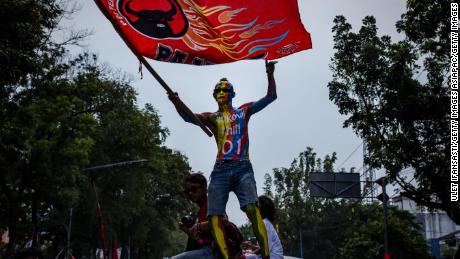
[0,0,62,86]
[239,223,254,242]
[339,204,430,259]
[51,65,194,258]
[264,147,430,258]
[328,0,457,223]
[85,99,192,258]
[0,0,93,250]
[0,49,194,257]
[0,52,100,253]
[268,147,344,258]
[262,174,273,198]
[0,0,193,257]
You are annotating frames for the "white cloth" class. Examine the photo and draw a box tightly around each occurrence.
[244,218,283,259]
[264,218,283,259]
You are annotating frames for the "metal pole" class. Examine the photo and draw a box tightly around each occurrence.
[82,159,149,172]
[128,237,131,259]
[371,170,374,201]
[382,178,389,257]
[299,230,304,259]
[92,0,213,137]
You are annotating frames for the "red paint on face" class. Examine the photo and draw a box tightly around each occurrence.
[213,81,234,105]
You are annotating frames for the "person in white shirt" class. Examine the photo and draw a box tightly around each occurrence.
[244,195,283,259]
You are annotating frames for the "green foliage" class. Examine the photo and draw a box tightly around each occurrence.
[239,223,254,242]
[328,0,457,223]
[339,205,430,259]
[0,52,101,253]
[0,0,63,86]
[262,174,273,198]
[264,147,430,259]
[0,0,193,257]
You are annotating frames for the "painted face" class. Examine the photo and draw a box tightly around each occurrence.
[213,80,234,104]
[183,181,206,204]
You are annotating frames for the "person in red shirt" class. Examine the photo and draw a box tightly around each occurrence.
[174,173,214,259]
[172,173,244,259]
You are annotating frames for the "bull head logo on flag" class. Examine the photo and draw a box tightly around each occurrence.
[118,0,189,39]
[97,0,312,65]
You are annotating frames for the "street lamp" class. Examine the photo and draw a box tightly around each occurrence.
[82,159,149,259]
[376,177,391,259]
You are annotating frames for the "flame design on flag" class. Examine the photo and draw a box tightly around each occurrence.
[178,0,288,60]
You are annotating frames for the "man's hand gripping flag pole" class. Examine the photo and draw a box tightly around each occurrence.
[93,0,213,137]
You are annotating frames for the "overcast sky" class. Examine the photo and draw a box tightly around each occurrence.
[70,0,406,225]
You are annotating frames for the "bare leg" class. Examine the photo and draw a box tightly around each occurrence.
[209,215,230,259]
[244,203,269,259]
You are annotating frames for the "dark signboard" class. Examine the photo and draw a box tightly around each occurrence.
[310,172,361,198]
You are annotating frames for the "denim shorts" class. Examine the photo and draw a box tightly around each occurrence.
[207,159,258,216]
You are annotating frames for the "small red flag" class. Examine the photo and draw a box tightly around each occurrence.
[96,0,312,65]
[384,252,393,259]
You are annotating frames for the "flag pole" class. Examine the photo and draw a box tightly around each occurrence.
[93,0,213,137]
[91,180,108,259]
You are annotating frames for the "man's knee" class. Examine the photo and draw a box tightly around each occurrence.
[208,215,229,227]
[242,202,258,213]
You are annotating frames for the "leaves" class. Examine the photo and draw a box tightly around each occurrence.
[0,1,192,257]
[264,147,430,259]
[328,1,457,223]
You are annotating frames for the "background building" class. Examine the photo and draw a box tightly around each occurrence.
[392,195,460,258]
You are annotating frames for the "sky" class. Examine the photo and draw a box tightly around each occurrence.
[69,0,407,225]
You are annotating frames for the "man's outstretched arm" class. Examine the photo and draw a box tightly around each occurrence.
[168,92,195,123]
[168,92,216,132]
[247,61,278,115]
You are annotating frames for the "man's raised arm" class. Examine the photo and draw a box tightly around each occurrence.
[247,61,278,115]
[168,92,195,123]
[168,92,215,132]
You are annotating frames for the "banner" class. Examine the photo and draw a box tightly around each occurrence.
[97,0,312,65]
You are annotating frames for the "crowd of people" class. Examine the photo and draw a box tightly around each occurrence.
[169,173,283,259]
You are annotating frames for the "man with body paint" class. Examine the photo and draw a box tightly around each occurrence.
[169,61,277,259]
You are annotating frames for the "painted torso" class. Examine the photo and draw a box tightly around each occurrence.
[209,103,252,160]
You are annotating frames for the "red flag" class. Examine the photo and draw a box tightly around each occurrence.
[112,239,119,259]
[96,205,108,259]
[384,252,393,259]
[96,0,312,65]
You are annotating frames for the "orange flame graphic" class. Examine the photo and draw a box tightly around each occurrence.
[177,0,287,60]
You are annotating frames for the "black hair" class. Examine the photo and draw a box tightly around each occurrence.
[214,78,234,91]
[258,195,275,222]
[215,77,229,86]
[14,248,44,259]
[184,173,207,187]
